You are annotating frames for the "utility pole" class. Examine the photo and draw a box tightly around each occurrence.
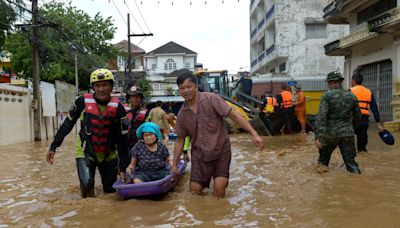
[127,13,153,84]
[32,0,41,141]
[75,51,78,96]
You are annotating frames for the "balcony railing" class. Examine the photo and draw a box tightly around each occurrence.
[251,59,258,67]
[258,18,265,30]
[265,44,275,56]
[368,8,400,32]
[250,27,257,39]
[323,0,348,19]
[265,5,275,21]
[324,40,340,54]
[340,27,376,47]
[258,52,265,62]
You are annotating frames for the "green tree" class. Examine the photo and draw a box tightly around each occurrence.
[136,78,153,98]
[4,1,119,89]
[0,0,20,50]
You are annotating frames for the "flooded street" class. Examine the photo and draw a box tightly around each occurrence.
[0,132,399,227]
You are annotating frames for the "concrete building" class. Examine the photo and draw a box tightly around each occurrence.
[144,41,197,96]
[108,40,146,92]
[0,51,15,83]
[249,0,348,95]
[323,0,400,121]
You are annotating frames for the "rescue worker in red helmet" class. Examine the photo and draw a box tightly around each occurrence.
[124,85,149,149]
[46,69,129,198]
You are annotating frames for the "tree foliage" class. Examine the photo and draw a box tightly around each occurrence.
[4,1,119,89]
[0,0,18,50]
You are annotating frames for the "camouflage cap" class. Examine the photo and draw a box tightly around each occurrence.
[326,71,344,81]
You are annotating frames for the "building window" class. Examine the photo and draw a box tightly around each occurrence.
[357,0,396,24]
[117,56,125,68]
[270,68,275,73]
[185,62,191,69]
[165,59,176,70]
[305,23,327,39]
[152,64,156,69]
[279,63,286,72]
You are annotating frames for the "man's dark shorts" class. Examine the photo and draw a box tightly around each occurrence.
[190,151,231,188]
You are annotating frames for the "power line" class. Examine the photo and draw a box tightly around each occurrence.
[124,0,144,33]
[133,0,151,33]
[110,0,127,25]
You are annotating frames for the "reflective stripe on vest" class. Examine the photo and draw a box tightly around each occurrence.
[350,85,372,115]
[83,93,119,153]
[263,97,277,113]
[280,91,293,109]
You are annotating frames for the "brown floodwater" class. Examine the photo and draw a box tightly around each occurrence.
[0,130,399,227]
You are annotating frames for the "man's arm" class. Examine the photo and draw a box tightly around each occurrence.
[314,94,328,141]
[47,97,84,164]
[227,109,264,151]
[116,104,130,172]
[370,94,382,128]
[172,136,185,174]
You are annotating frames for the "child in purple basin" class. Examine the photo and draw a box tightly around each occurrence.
[125,122,171,184]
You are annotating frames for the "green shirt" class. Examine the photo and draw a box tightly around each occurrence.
[315,88,361,140]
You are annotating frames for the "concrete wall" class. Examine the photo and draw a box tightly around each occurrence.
[276,0,348,79]
[0,84,32,145]
[251,0,348,79]
[0,84,72,146]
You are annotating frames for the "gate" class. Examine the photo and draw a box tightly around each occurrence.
[359,59,393,122]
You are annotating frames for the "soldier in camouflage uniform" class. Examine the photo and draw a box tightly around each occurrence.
[314,71,361,174]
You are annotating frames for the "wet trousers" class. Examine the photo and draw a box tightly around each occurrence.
[318,136,361,174]
[282,108,295,134]
[354,119,369,152]
[76,158,118,198]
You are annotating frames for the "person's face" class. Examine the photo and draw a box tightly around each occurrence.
[143,132,157,145]
[178,79,198,102]
[351,79,357,87]
[129,94,143,109]
[93,81,113,102]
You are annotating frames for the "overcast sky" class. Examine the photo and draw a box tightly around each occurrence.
[67,0,251,73]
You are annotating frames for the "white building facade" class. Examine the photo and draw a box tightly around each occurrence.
[249,0,348,88]
[144,42,197,96]
[323,0,400,121]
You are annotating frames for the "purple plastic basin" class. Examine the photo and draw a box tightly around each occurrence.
[113,159,188,198]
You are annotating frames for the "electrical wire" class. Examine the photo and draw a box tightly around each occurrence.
[110,0,127,25]
[124,0,145,34]
[134,0,152,33]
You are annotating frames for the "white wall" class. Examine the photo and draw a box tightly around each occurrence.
[0,84,31,145]
[271,0,347,78]
[346,34,394,78]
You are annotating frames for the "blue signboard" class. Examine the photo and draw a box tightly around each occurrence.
[287,81,297,86]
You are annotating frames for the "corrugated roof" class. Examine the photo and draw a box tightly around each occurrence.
[147,41,196,55]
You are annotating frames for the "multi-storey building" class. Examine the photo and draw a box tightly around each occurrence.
[323,0,400,121]
[144,41,197,96]
[249,0,348,95]
[108,40,146,92]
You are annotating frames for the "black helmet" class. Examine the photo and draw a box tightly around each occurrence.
[126,85,144,99]
[326,71,344,82]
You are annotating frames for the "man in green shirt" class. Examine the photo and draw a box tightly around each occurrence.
[314,71,361,174]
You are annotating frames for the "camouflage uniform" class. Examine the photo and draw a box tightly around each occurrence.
[315,72,362,174]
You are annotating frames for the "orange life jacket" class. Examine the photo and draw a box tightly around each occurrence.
[263,97,277,113]
[350,85,372,116]
[83,93,119,154]
[280,90,293,109]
